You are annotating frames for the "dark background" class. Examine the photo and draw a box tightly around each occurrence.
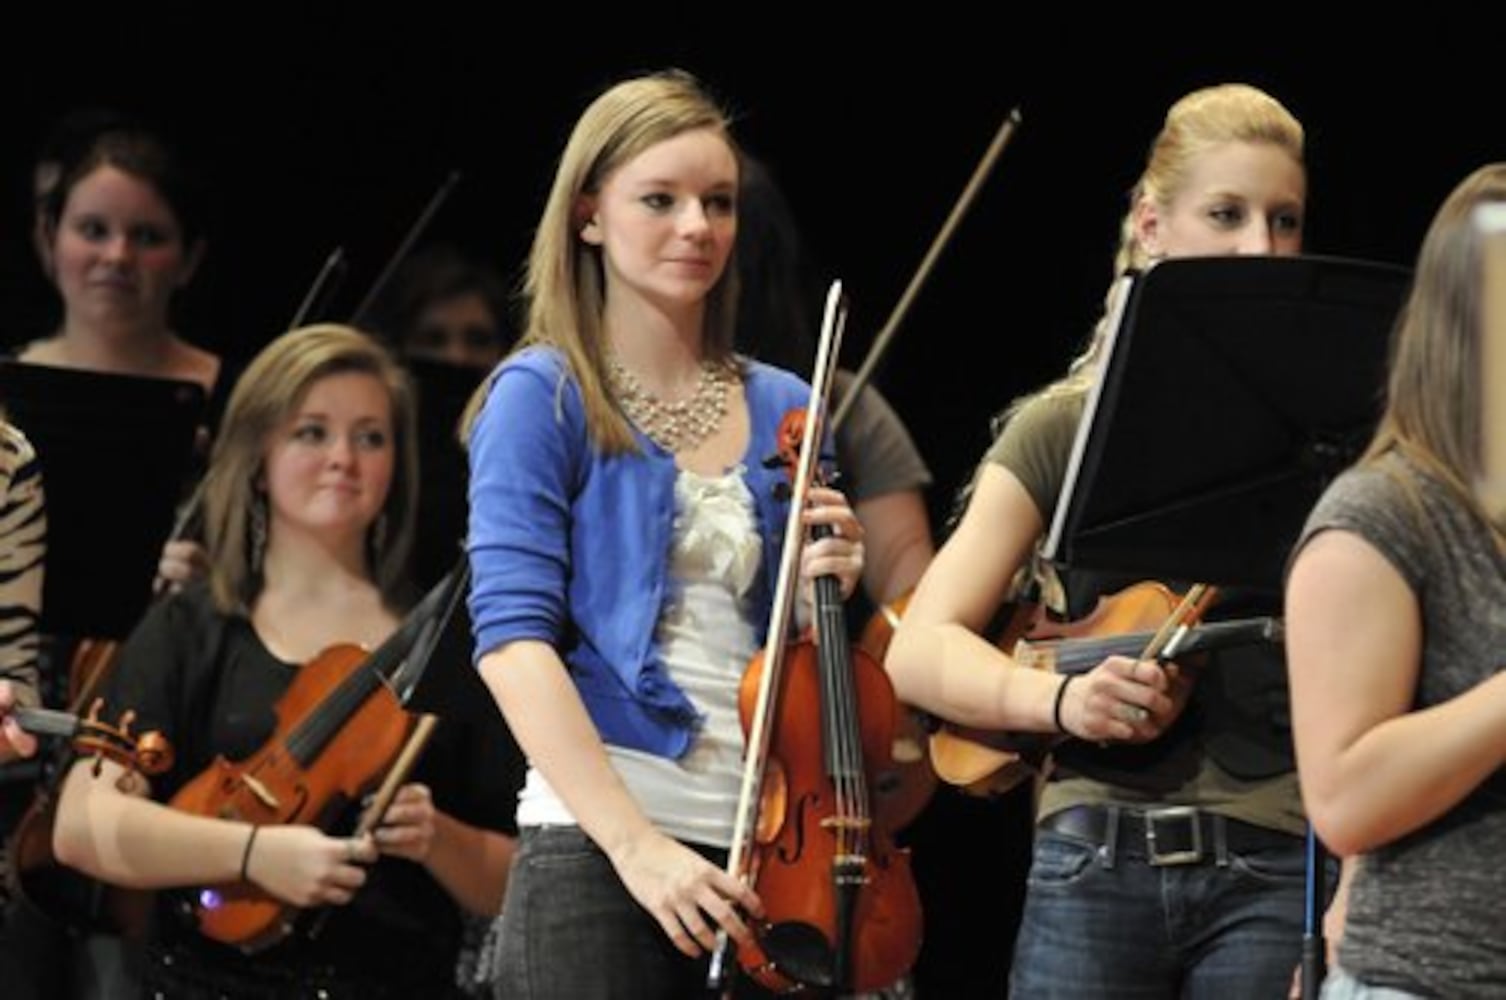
[5,18,1499,524]
[2,17,1500,993]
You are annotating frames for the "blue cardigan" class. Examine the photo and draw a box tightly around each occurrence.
[467,346,816,759]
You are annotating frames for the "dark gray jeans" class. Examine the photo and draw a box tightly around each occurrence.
[493,825,731,1000]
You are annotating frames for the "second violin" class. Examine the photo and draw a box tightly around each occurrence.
[168,559,466,953]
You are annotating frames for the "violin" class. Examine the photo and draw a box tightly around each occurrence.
[11,700,173,775]
[715,284,921,995]
[923,581,1281,794]
[5,639,170,938]
[168,641,417,952]
[167,561,465,954]
[854,595,937,831]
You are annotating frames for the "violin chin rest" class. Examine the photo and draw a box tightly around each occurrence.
[762,920,833,989]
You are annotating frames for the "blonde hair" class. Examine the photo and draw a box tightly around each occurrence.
[462,70,741,451]
[1363,163,1506,538]
[1051,83,1304,403]
[202,324,418,612]
[954,84,1305,527]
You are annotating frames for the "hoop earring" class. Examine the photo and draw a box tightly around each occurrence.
[250,492,268,575]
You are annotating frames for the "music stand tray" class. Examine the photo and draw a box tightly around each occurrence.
[0,362,206,639]
[1041,255,1412,591]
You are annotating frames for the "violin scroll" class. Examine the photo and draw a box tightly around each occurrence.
[13,699,174,778]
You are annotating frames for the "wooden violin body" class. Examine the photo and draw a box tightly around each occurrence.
[726,400,922,994]
[928,584,1173,795]
[855,594,937,830]
[168,641,415,953]
[736,635,922,994]
[5,638,164,938]
[927,581,1276,794]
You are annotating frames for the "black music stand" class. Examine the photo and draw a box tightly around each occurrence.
[1040,254,1411,999]
[1042,254,1411,591]
[0,362,206,640]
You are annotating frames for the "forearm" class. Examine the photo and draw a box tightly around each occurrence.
[1304,672,1506,854]
[54,760,253,889]
[887,622,1060,732]
[480,641,657,861]
[423,811,515,916]
[1324,855,1355,947]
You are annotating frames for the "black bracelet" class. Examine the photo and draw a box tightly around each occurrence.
[239,825,260,882]
[1052,675,1075,736]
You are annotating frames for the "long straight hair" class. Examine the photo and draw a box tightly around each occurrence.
[1363,163,1506,542]
[202,324,418,613]
[462,70,741,452]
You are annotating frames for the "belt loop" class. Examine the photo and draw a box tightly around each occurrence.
[1100,804,1120,869]
[1213,813,1230,867]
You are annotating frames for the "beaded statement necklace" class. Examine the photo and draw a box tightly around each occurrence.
[607,356,737,453]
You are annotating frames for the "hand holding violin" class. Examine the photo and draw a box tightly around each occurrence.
[798,484,865,604]
[0,679,39,761]
[243,826,378,909]
[154,538,210,595]
[1057,655,1196,745]
[607,825,764,958]
[369,782,437,863]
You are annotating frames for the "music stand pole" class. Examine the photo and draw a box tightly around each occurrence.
[1300,826,1327,999]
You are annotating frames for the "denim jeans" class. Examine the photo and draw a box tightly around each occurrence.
[493,826,911,999]
[1009,824,1323,998]
[493,825,727,1000]
[1320,968,1427,1000]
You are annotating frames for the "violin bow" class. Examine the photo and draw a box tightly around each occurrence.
[1145,584,1219,662]
[832,107,1022,432]
[352,713,439,838]
[286,169,461,334]
[303,712,438,941]
[349,169,463,327]
[385,555,471,707]
[287,246,349,330]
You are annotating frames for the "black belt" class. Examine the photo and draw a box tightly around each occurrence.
[1038,804,1299,867]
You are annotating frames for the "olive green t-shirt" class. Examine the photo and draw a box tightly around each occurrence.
[983,389,1303,835]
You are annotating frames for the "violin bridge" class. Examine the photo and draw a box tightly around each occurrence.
[240,774,282,810]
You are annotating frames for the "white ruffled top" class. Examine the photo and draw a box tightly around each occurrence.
[515,466,762,848]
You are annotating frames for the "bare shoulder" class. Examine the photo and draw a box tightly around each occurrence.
[904,463,1042,631]
[14,337,63,366]
[169,337,221,395]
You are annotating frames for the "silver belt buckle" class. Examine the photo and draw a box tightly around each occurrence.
[1145,806,1202,866]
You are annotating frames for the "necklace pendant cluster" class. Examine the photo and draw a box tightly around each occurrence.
[608,355,738,454]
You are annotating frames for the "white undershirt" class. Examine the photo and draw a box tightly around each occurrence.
[516,466,761,848]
